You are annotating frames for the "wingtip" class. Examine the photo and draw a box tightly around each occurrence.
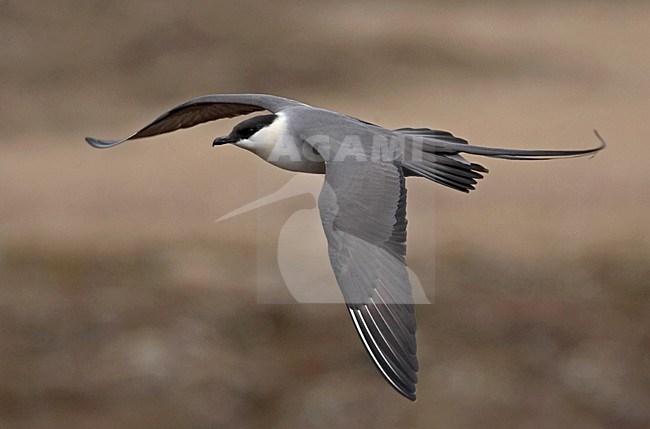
[386,377,417,401]
[85,136,122,149]
[86,136,107,148]
[402,390,417,401]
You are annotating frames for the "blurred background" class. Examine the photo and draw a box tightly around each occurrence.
[1,1,649,428]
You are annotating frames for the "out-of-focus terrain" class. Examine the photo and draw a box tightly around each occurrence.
[1,1,648,428]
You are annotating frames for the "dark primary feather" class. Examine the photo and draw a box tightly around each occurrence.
[85,94,302,148]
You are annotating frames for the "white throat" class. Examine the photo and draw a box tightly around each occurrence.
[236,112,288,159]
[234,112,325,174]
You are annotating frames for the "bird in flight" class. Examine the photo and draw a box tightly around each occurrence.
[87,94,605,400]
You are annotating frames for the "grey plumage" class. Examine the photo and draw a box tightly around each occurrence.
[86,94,605,401]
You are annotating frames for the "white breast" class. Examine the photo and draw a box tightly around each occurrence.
[235,112,325,174]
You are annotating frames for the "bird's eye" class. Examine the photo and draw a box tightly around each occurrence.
[240,127,256,136]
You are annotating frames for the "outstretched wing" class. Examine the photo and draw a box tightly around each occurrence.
[85,94,305,148]
[318,158,418,400]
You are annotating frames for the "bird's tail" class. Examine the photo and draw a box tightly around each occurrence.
[399,128,606,193]
[429,130,606,160]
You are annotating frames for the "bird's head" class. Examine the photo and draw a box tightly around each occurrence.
[213,114,277,146]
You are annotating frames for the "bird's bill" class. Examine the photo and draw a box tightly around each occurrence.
[212,135,236,146]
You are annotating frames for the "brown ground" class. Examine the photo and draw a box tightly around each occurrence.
[1,1,649,428]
